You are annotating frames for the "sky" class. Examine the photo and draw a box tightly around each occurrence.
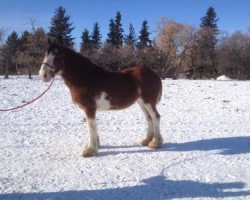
[0,0,250,48]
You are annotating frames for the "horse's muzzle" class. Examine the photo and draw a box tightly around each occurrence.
[39,64,55,82]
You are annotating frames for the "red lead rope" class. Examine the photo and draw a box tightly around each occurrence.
[0,79,54,112]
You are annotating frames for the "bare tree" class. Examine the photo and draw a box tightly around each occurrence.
[94,43,137,71]
[15,28,47,79]
[133,44,167,77]
[188,28,218,79]
[156,19,195,79]
[218,31,250,80]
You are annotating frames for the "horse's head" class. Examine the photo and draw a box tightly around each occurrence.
[39,38,64,82]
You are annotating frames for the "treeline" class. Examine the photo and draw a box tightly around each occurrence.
[0,6,250,79]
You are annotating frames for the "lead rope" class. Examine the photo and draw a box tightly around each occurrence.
[0,79,54,112]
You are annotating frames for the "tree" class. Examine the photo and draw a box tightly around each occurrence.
[0,28,5,44]
[124,23,137,47]
[156,19,195,79]
[187,28,218,79]
[15,28,47,79]
[138,20,152,49]
[106,19,116,45]
[19,31,30,50]
[0,28,6,74]
[48,6,75,47]
[2,31,20,78]
[80,29,92,54]
[194,6,219,79]
[218,31,250,79]
[106,11,124,47]
[114,11,124,47]
[137,45,168,77]
[200,6,219,50]
[91,22,102,49]
[15,31,30,74]
[200,6,219,31]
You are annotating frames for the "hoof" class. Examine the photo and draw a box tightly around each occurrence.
[148,137,163,149]
[140,138,152,146]
[82,145,98,157]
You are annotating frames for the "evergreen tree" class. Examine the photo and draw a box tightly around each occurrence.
[138,20,151,49]
[106,11,124,47]
[19,31,30,51]
[3,31,20,78]
[91,22,102,49]
[48,6,75,47]
[197,6,219,78]
[80,29,92,54]
[114,11,124,47]
[106,19,116,45]
[124,23,137,47]
[200,6,219,31]
[200,6,219,48]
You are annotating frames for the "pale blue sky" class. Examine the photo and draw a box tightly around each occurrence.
[0,0,250,47]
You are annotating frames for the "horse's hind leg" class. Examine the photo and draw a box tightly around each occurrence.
[144,103,163,148]
[138,101,154,146]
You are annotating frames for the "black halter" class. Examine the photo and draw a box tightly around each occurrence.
[42,53,65,73]
[42,62,56,72]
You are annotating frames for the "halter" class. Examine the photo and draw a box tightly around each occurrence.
[42,53,65,73]
[42,62,56,72]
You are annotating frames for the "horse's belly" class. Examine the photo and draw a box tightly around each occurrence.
[96,90,138,111]
[109,92,138,110]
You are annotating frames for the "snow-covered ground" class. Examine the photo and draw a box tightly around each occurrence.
[0,76,250,200]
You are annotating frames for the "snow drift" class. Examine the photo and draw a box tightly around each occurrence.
[216,75,232,81]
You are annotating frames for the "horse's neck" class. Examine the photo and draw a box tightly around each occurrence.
[61,53,105,87]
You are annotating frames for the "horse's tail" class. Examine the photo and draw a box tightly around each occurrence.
[157,81,162,104]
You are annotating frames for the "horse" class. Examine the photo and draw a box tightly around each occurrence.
[39,38,163,157]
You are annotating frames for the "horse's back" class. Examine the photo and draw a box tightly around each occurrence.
[121,66,162,105]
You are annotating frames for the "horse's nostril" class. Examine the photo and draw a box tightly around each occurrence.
[44,74,47,79]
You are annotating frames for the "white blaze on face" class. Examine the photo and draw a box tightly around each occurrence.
[96,92,111,111]
[39,51,55,82]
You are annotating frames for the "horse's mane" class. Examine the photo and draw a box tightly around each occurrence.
[60,45,106,80]
[61,46,93,64]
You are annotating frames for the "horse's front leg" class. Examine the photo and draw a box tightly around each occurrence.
[82,109,99,157]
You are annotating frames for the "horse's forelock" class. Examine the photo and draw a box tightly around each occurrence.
[47,44,59,55]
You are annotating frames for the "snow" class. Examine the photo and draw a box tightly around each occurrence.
[216,75,232,81]
[0,76,250,200]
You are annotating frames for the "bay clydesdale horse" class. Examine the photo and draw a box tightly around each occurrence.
[39,38,163,157]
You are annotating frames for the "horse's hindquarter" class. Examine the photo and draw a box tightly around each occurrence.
[121,66,162,105]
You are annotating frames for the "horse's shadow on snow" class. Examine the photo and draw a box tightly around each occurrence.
[1,175,249,200]
[100,136,250,156]
[166,136,250,155]
[1,137,250,199]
